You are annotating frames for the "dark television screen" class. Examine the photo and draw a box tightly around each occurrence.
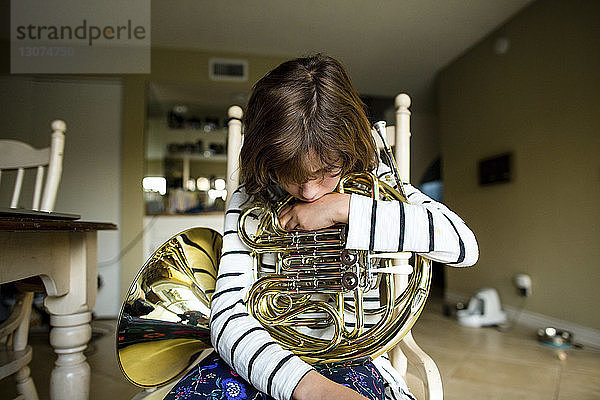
[479,153,512,185]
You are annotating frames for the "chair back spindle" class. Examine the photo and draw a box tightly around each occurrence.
[395,94,411,183]
[40,120,66,211]
[226,106,243,206]
[0,120,65,211]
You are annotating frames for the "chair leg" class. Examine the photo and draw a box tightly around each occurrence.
[14,292,39,400]
[16,366,39,400]
[389,343,408,378]
[13,292,33,351]
[398,332,443,400]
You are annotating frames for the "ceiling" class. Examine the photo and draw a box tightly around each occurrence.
[150,0,535,112]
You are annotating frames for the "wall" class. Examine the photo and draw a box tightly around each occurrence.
[410,113,439,185]
[0,77,123,317]
[439,0,599,328]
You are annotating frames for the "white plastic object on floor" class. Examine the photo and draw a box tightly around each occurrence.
[457,288,507,327]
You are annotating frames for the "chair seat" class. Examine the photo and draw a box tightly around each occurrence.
[0,345,32,379]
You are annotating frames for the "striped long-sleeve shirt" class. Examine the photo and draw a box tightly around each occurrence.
[209,162,478,400]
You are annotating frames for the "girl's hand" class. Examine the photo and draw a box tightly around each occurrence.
[293,370,369,400]
[278,193,350,231]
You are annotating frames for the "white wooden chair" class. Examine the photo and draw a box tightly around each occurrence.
[225,93,443,399]
[0,120,65,212]
[0,120,66,400]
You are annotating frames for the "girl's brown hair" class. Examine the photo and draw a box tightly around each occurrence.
[240,54,377,201]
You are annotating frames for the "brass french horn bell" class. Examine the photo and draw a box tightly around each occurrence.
[116,228,222,387]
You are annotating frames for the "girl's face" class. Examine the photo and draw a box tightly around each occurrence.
[279,156,343,202]
[281,171,341,203]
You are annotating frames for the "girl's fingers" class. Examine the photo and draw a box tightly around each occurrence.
[279,205,302,230]
[279,211,295,230]
[278,214,288,229]
[279,205,291,216]
[285,215,298,231]
[278,206,291,227]
[278,207,289,227]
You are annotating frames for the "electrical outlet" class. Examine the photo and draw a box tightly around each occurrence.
[514,274,532,296]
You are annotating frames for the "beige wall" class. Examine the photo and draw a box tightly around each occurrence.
[439,0,599,328]
[410,113,439,185]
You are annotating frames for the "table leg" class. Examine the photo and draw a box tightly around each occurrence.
[43,231,97,400]
[49,311,92,400]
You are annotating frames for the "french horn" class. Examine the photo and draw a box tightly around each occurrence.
[116,121,432,387]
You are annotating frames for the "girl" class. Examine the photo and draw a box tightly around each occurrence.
[166,54,478,400]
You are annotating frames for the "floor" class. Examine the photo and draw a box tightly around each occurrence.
[1,296,599,400]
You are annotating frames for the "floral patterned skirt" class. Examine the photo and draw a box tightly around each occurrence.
[164,352,386,400]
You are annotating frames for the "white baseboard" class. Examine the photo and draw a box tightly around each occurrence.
[445,290,600,349]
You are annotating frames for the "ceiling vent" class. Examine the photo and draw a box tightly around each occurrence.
[209,58,248,82]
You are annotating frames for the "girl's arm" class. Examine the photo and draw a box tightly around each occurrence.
[345,162,479,266]
[211,186,367,400]
[293,370,369,400]
[278,163,478,266]
[210,186,313,400]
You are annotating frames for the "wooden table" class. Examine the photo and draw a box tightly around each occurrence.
[0,217,117,400]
